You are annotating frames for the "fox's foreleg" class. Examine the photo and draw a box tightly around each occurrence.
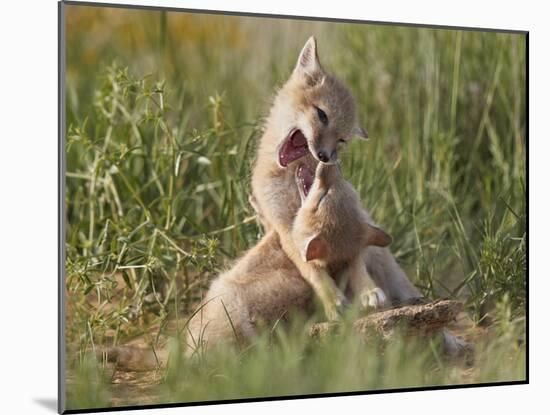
[342,255,388,310]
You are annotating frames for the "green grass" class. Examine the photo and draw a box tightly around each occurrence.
[66,311,525,410]
[64,5,526,411]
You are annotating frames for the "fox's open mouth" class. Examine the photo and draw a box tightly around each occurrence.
[295,164,314,202]
[278,129,309,167]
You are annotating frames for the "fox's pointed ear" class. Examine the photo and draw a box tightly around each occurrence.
[353,126,369,140]
[294,36,322,78]
[301,234,328,262]
[365,224,392,247]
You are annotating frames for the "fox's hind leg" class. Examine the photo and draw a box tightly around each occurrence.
[345,255,388,309]
[363,246,422,303]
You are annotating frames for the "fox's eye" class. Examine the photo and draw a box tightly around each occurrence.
[315,106,328,125]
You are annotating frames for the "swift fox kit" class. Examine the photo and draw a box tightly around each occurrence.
[292,162,391,310]
[251,36,421,319]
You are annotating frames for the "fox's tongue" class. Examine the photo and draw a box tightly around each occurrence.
[279,130,308,167]
[296,164,314,200]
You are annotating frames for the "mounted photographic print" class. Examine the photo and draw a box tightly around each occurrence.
[59,1,527,413]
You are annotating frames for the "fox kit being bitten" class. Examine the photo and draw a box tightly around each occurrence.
[186,164,391,352]
[292,162,391,310]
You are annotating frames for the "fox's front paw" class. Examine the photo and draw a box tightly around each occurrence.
[360,287,388,310]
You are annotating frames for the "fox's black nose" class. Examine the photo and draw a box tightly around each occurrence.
[317,151,329,163]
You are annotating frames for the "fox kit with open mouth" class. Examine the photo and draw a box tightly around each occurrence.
[251,36,372,319]
[251,36,367,232]
[251,36,421,319]
[292,162,391,310]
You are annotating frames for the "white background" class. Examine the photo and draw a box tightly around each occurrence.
[0,0,543,413]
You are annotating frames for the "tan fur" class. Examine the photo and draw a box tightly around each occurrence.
[292,162,392,310]
[186,231,312,354]
[251,37,420,320]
